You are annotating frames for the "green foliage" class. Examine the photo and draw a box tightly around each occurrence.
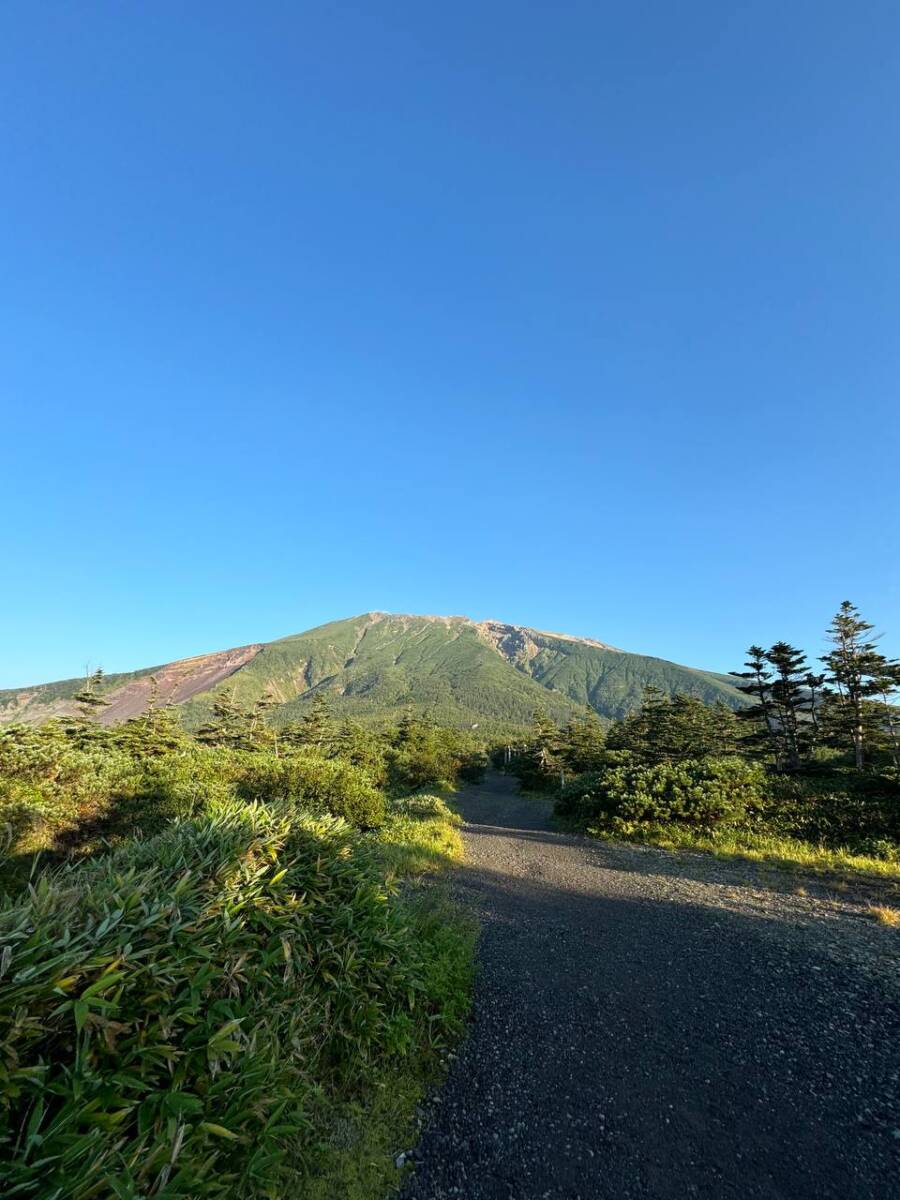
[759,768,900,848]
[388,716,486,793]
[556,757,765,833]
[281,693,338,754]
[605,688,741,764]
[0,797,467,1198]
[558,713,608,773]
[335,720,389,788]
[2,613,748,735]
[821,600,896,770]
[0,722,138,857]
[235,751,386,828]
[511,708,565,790]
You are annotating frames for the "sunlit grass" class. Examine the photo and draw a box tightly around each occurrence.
[374,791,464,877]
[868,904,900,927]
[587,822,900,885]
[306,789,472,1199]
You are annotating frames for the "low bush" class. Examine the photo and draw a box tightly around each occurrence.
[235,751,386,828]
[760,770,900,848]
[0,797,452,1198]
[556,757,765,833]
[0,725,139,856]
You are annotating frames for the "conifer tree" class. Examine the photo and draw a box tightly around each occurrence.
[300,693,335,752]
[804,669,827,749]
[559,713,607,772]
[873,662,900,769]
[730,647,779,764]
[248,691,278,752]
[73,668,110,720]
[116,677,187,757]
[821,601,891,770]
[765,642,810,771]
[65,668,110,745]
[195,691,253,749]
[608,688,739,764]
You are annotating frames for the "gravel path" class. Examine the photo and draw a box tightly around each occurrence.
[401,772,900,1200]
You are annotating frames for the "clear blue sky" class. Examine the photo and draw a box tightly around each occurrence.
[1,1,898,688]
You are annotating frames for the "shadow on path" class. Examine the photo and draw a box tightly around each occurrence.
[401,773,900,1200]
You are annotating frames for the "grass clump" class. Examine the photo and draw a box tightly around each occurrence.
[374,792,464,877]
[0,795,473,1198]
[586,819,900,883]
[868,904,900,926]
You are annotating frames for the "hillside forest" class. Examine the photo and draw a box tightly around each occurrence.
[0,601,897,1198]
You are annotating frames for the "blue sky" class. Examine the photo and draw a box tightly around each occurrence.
[1,1,898,687]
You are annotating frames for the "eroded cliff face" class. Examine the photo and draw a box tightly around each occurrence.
[0,645,263,726]
[475,620,619,669]
[96,645,264,723]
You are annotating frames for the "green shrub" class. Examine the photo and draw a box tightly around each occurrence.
[107,748,239,835]
[761,770,900,847]
[0,798,440,1197]
[557,757,765,833]
[0,724,139,856]
[235,750,386,828]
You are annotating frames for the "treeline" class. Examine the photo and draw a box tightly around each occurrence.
[731,602,899,772]
[0,689,485,864]
[508,602,900,861]
[0,690,482,1197]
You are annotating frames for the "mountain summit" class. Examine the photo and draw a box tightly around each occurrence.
[0,612,744,730]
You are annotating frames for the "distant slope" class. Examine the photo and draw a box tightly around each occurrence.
[0,646,262,726]
[477,622,744,720]
[0,612,746,731]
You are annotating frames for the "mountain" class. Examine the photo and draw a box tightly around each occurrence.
[0,612,746,731]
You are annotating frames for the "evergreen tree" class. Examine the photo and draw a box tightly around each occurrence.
[873,662,900,769]
[73,668,110,720]
[300,693,335,752]
[64,668,110,745]
[558,713,607,772]
[248,691,278,752]
[804,669,827,750]
[821,601,891,770]
[195,691,253,749]
[514,708,563,788]
[336,719,388,783]
[607,688,739,764]
[115,677,187,757]
[765,642,810,771]
[730,647,778,763]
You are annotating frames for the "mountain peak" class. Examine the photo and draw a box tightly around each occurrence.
[0,610,743,730]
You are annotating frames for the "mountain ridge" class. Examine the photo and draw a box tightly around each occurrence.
[0,612,745,730]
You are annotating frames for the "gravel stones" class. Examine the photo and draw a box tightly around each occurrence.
[400,773,900,1200]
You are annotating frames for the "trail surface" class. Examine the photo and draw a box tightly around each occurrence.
[401,773,900,1200]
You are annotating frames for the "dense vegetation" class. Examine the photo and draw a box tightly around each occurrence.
[513,603,900,877]
[0,694,483,1198]
[2,600,896,1194]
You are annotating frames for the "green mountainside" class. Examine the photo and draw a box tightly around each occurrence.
[0,612,746,731]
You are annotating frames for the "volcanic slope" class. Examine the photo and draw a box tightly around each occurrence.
[0,613,745,730]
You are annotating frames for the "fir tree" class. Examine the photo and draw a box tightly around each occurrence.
[73,668,110,720]
[873,662,900,769]
[765,642,810,771]
[730,647,778,763]
[559,713,607,772]
[116,680,187,757]
[821,601,891,770]
[195,691,253,749]
[607,688,739,764]
[64,668,110,745]
[248,691,278,752]
[300,693,335,752]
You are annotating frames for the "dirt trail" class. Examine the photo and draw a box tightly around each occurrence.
[401,772,900,1200]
